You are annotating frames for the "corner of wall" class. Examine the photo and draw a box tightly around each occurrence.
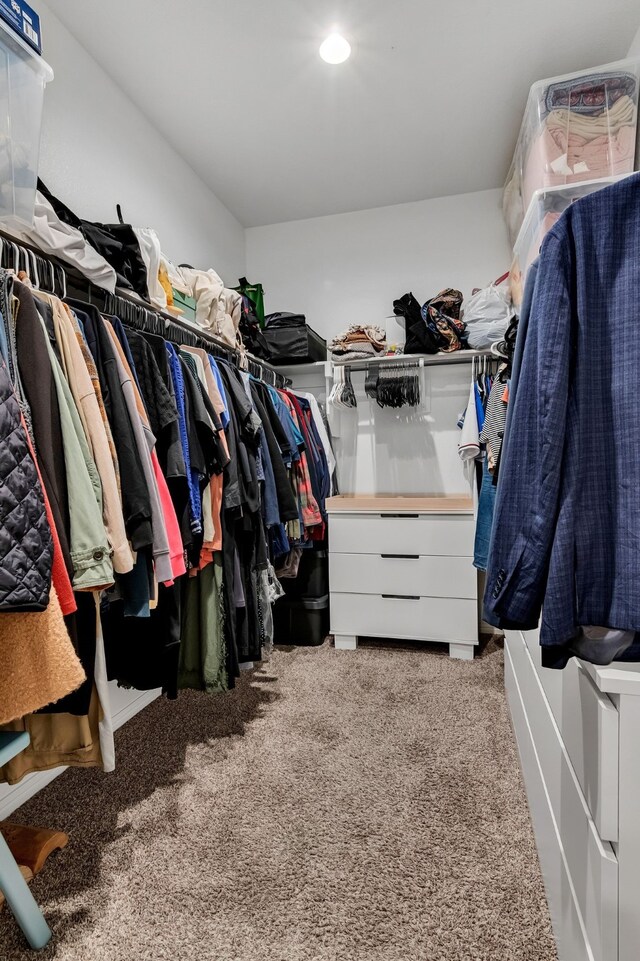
[628,25,640,58]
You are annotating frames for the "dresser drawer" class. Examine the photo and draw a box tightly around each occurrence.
[562,661,619,843]
[330,592,477,643]
[523,629,564,717]
[329,552,477,600]
[329,513,474,557]
[521,630,619,842]
[505,639,618,961]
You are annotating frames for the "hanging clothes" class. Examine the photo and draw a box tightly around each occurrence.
[1,683,104,785]
[67,299,153,553]
[38,312,114,591]
[9,276,73,589]
[458,379,481,478]
[485,172,640,668]
[0,585,85,727]
[0,354,53,610]
[479,369,509,474]
[105,322,173,586]
[0,257,336,783]
[39,292,133,575]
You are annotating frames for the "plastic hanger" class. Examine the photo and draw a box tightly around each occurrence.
[27,250,39,289]
[9,242,19,275]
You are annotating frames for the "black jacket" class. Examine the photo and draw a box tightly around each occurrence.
[218,363,261,515]
[13,281,72,578]
[66,300,153,552]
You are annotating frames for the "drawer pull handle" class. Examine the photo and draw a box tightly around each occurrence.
[382,594,420,600]
[380,554,420,560]
[379,513,420,519]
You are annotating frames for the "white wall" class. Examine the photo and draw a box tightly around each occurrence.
[36,1,245,284]
[328,363,477,497]
[245,188,510,342]
[246,188,510,496]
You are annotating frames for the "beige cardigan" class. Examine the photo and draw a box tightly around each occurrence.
[36,292,134,574]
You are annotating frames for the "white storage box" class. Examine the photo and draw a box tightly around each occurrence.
[509,175,627,308]
[503,59,640,245]
[0,18,52,225]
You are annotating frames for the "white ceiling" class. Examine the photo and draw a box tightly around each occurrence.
[47,0,639,227]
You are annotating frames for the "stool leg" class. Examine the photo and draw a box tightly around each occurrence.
[0,833,51,950]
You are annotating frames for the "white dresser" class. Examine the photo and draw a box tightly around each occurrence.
[505,628,640,961]
[327,496,478,659]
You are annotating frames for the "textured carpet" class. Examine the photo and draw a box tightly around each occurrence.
[0,640,557,961]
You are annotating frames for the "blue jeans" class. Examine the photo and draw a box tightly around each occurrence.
[474,456,496,572]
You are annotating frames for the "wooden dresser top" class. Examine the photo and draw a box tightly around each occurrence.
[325,495,474,515]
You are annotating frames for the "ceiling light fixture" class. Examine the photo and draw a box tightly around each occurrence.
[319,32,351,65]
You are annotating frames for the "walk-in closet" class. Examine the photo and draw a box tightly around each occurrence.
[0,3,639,959]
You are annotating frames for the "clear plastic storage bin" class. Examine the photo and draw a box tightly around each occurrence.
[0,18,52,225]
[385,313,406,350]
[503,59,640,245]
[509,175,627,308]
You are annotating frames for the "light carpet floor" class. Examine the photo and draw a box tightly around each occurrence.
[0,639,557,961]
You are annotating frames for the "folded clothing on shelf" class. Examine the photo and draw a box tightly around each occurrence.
[522,93,637,210]
[330,324,386,361]
[392,289,466,354]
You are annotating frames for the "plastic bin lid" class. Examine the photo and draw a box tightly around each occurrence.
[513,173,630,258]
[0,17,53,82]
[276,595,329,610]
[526,56,640,102]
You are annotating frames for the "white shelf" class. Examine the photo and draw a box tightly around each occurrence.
[259,352,497,376]
[332,348,496,371]
[272,361,330,375]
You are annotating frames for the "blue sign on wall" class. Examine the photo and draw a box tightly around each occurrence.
[0,0,41,55]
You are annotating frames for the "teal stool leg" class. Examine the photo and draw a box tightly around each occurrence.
[0,832,51,949]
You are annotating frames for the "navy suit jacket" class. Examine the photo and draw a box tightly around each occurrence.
[485,173,640,656]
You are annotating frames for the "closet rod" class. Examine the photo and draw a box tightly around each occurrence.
[333,348,496,372]
[0,226,290,389]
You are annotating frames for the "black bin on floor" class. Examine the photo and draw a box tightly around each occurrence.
[281,549,329,599]
[273,595,330,646]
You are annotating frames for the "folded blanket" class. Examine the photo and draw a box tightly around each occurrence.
[546,94,636,141]
[330,324,386,356]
